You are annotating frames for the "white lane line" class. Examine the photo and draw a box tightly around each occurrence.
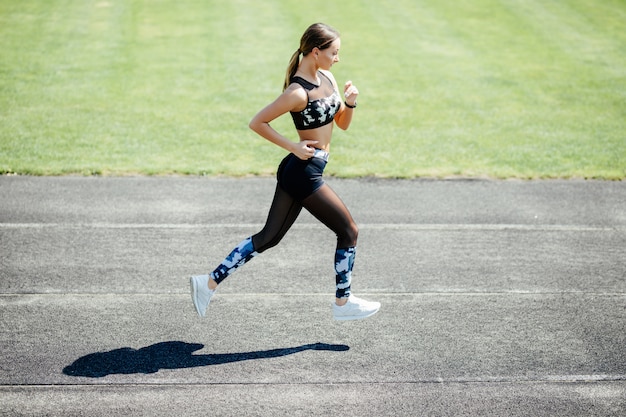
[0,223,623,231]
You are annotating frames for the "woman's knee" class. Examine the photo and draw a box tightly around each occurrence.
[252,230,285,253]
[339,222,359,247]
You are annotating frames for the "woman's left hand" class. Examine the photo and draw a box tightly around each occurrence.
[344,81,359,106]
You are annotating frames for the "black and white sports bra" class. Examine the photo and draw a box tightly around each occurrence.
[290,71,341,130]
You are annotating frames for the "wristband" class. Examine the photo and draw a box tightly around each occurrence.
[344,101,357,109]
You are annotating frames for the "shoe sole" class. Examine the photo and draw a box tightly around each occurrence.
[333,306,380,321]
[189,276,205,317]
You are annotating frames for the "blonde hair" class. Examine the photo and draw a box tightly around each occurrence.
[283,23,340,91]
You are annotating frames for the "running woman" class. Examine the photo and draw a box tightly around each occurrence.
[190,23,380,321]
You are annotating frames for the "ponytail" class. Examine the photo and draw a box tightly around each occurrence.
[283,49,301,91]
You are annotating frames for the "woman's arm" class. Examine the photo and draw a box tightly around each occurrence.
[325,72,358,131]
[249,85,318,160]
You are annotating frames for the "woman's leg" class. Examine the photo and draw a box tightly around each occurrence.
[301,184,359,304]
[301,184,358,248]
[301,183,380,320]
[252,185,303,253]
[191,184,302,317]
[208,185,302,288]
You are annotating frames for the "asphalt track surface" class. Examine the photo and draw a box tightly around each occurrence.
[1,176,625,416]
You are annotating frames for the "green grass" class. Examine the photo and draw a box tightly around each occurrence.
[1,0,624,178]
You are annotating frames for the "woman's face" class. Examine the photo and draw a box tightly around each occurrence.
[316,38,341,70]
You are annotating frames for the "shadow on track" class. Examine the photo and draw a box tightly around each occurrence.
[62,341,349,378]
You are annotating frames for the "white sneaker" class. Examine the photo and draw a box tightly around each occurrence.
[190,275,215,317]
[333,295,380,321]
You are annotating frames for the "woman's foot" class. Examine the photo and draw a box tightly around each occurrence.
[333,295,380,321]
[190,275,215,317]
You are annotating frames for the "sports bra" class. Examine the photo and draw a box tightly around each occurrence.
[290,71,341,130]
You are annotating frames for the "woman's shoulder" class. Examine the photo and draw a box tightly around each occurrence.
[318,69,339,89]
[284,82,308,97]
[280,82,309,110]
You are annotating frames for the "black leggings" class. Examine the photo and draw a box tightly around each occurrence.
[252,183,358,252]
[209,154,358,296]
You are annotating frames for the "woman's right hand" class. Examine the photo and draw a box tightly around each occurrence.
[292,140,319,160]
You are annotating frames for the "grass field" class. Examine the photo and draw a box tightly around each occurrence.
[1,0,624,178]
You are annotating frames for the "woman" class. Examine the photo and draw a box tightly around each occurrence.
[190,23,380,321]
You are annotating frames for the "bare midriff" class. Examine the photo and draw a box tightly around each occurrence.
[296,123,333,152]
